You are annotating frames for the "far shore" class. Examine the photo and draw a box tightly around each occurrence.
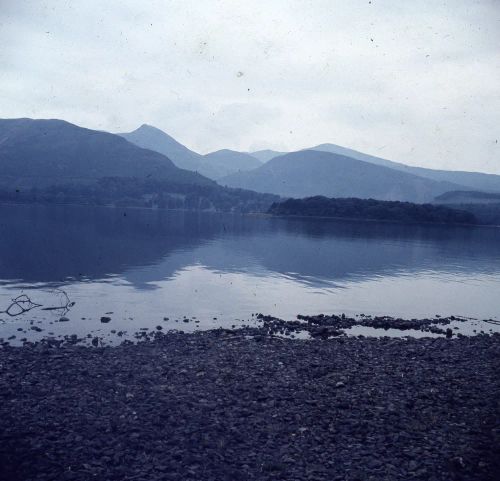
[1,200,498,228]
[253,211,494,227]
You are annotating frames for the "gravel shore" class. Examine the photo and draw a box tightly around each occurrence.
[1,330,499,481]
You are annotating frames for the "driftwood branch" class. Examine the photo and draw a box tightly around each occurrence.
[0,294,43,317]
[40,289,75,315]
[1,289,75,317]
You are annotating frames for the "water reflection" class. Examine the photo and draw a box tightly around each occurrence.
[1,204,499,288]
[0,204,499,343]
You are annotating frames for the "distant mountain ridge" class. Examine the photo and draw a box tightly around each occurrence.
[119,124,207,172]
[120,125,262,179]
[249,149,286,163]
[220,150,466,203]
[434,190,500,204]
[248,143,500,194]
[0,118,213,189]
[309,144,500,193]
[3,117,498,208]
[202,149,262,179]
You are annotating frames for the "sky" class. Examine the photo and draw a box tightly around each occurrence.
[1,0,499,173]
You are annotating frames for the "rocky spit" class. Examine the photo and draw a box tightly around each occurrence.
[0,329,499,481]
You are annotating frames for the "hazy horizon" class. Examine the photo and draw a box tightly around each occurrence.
[1,1,499,174]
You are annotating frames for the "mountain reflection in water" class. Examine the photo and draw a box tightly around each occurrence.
[0,204,499,342]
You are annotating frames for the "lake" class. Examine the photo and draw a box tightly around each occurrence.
[1,204,499,344]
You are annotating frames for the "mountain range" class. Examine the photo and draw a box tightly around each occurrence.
[245,144,500,194]
[308,144,500,194]
[1,117,500,206]
[220,150,465,203]
[0,118,212,190]
[119,125,261,179]
[119,124,500,201]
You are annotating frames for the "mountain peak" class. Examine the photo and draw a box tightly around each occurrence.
[119,124,208,174]
[220,149,466,203]
[134,123,167,135]
[208,149,240,155]
[249,149,287,163]
[0,118,212,189]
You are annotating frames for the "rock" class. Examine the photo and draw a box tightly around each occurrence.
[0,321,497,481]
[59,316,70,322]
[100,316,111,323]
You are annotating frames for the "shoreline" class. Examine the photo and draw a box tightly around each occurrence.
[1,328,499,480]
[263,212,500,228]
[2,312,499,348]
[1,201,499,228]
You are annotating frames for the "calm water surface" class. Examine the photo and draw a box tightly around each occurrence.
[1,204,499,343]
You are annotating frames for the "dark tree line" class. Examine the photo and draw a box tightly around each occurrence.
[437,203,500,226]
[268,196,478,225]
[0,177,280,214]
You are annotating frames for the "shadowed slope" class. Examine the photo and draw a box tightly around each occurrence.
[0,118,213,189]
[312,143,500,193]
[220,150,466,203]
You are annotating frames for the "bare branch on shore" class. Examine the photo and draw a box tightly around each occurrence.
[40,289,76,315]
[1,289,75,317]
[0,294,42,317]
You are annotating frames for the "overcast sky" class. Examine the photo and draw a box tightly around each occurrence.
[1,0,499,173]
